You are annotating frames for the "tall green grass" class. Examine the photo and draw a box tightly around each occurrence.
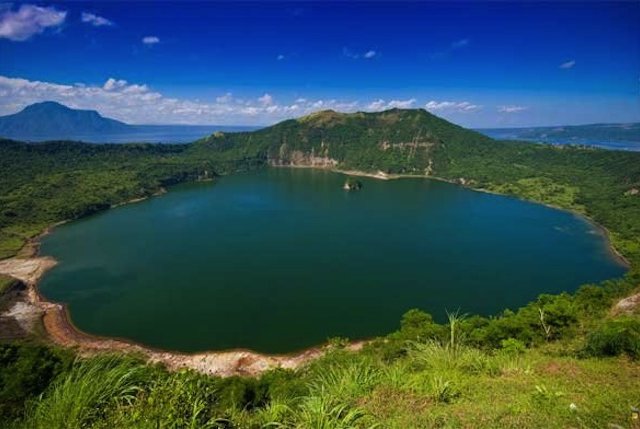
[21,356,148,429]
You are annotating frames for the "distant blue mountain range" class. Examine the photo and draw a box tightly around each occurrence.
[478,123,640,151]
[0,101,257,143]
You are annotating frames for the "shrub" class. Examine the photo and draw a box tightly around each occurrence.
[500,338,527,355]
[583,316,640,358]
[0,343,72,422]
[397,309,447,343]
[429,376,459,404]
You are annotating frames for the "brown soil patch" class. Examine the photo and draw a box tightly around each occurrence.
[540,360,582,377]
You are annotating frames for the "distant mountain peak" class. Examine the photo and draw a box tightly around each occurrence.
[21,101,102,117]
[25,100,71,109]
[0,101,130,139]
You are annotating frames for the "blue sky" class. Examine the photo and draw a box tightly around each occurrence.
[0,1,638,126]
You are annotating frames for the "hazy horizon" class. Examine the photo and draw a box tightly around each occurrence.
[3,100,639,130]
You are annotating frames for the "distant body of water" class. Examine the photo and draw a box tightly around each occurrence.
[14,124,261,144]
[39,169,626,354]
[478,128,640,151]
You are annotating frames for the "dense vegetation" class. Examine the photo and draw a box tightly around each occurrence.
[0,139,260,258]
[1,108,639,427]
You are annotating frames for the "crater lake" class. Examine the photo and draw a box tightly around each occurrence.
[39,168,627,354]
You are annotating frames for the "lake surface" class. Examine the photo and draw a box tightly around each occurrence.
[39,169,626,353]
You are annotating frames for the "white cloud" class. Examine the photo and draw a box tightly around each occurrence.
[0,4,66,41]
[258,93,274,106]
[81,12,113,27]
[430,38,470,59]
[0,75,382,125]
[367,98,416,111]
[343,47,379,59]
[559,60,576,69]
[277,54,285,60]
[425,100,481,112]
[498,105,527,113]
[215,92,233,103]
[103,78,127,91]
[142,36,160,45]
[451,39,469,49]
[367,99,386,110]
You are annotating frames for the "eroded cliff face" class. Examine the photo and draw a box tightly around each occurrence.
[267,131,441,175]
[268,143,339,168]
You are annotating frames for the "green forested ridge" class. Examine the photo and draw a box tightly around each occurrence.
[1,108,639,428]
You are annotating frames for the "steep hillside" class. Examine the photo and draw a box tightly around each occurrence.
[193,108,494,174]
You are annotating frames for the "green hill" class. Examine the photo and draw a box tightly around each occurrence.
[193,108,494,174]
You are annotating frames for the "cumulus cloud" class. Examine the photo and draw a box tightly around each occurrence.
[559,59,575,69]
[81,12,113,27]
[0,4,66,41]
[215,92,233,103]
[367,98,416,110]
[363,50,377,59]
[0,75,381,125]
[498,105,527,113]
[425,100,481,112]
[258,93,274,106]
[142,36,159,45]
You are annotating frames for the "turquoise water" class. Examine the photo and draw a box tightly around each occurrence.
[39,168,626,353]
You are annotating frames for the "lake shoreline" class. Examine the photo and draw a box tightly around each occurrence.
[0,255,365,376]
[0,164,630,376]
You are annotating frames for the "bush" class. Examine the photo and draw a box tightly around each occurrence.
[398,309,446,342]
[0,343,72,422]
[500,338,526,355]
[583,316,640,359]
